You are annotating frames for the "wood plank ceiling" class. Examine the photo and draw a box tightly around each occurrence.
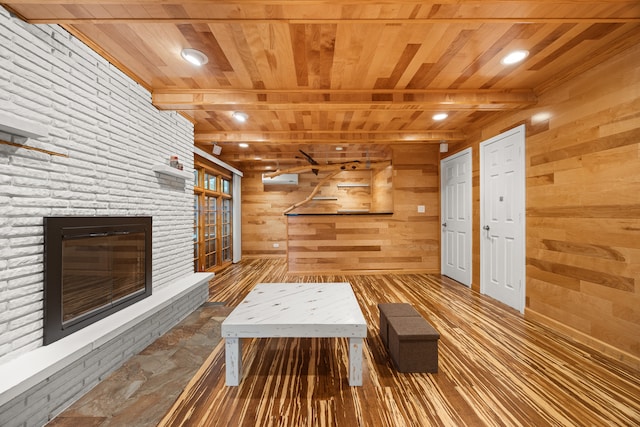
[3,1,639,170]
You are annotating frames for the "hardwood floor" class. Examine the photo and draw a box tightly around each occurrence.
[159,258,640,427]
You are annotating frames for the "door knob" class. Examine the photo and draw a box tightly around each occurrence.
[442,222,447,227]
[483,225,490,230]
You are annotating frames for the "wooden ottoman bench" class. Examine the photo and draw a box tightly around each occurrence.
[378,303,421,348]
[388,316,440,373]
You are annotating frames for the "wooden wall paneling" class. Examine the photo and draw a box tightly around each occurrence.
[241,172,295,257]
[287,216,388,272]
[243,144,441,273]
[371,164,393,212]
[454,43,640,368]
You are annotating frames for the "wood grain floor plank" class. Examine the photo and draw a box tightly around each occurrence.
[159,259,640,427]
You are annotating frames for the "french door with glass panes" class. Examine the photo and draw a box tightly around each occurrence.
[193,161,233,272]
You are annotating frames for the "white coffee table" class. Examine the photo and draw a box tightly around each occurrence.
[221,282,368,386]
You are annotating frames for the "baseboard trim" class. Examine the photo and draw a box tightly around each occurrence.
[287,268,441,276]
[525,308,640,371]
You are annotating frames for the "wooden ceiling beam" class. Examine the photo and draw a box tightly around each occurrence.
[153,89,537,112]
[194,130,466,144]
[7,1,638,24]
[5,0,635,3]
[21,17,640,24]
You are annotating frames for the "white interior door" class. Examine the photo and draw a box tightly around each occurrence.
[480,125,526,312]
[441,148,472,287]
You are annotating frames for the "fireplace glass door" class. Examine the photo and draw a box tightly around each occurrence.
[62,232,146,324]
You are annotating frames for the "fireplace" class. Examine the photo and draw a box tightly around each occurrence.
[43,216,152,345]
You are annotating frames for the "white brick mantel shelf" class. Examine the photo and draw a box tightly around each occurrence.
[152,164,193,180]
[0,272,213,408]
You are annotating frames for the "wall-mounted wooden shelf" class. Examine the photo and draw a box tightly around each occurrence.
[312,196,339,201]
[152,164,192,180]
[337,183,370,188]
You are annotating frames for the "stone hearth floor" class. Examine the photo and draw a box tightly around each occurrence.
[47,302,233,427]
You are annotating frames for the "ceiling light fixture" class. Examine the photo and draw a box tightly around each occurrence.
[180,48,208,66]
[432,113,448,121]
[239,143,249,148]
[232,111,248,123]
[335,146,343,151]
[501,50,529,65]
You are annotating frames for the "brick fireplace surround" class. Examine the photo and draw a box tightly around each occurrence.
[0,8,212,426]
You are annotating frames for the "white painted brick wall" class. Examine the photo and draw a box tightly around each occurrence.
[0,7,212,421]
[0,1,202,417]
[0,14,214,425]
[0,6,198,364]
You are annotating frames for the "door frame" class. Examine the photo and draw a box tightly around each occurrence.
[193,159,235,272]
[440,147,472,287]
[479,125,526,313]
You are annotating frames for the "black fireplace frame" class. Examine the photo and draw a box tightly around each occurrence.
[43,216,152,345]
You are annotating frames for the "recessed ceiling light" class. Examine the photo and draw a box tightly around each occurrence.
[335,146,343,151]
[501,50,529,65]
[239,143,249,148]
[232,112,248,123]
[432,113,448,121]
[180,48,208,66]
